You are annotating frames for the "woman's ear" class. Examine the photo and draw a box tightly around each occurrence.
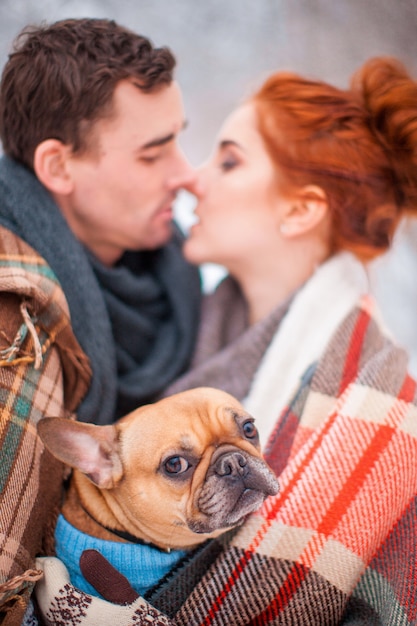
[279,185,328,238]
[33,139,74,196]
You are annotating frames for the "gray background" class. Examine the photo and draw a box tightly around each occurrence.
[1,0,417,372]
[2,0,416,164]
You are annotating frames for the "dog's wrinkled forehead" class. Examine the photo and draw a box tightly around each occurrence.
[176,405,255,448]
[120,387,261,463]
[162,389,256,442]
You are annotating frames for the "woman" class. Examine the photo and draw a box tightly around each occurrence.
[36,57,417,625]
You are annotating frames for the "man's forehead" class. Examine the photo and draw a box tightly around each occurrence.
[86,79,185,152]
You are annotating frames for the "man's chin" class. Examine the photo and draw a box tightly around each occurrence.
[138,223,174,251]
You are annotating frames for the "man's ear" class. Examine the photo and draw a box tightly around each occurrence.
[279,185,328,238]
[33,139,74,196]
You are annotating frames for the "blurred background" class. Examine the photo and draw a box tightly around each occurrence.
[1,0,417,372]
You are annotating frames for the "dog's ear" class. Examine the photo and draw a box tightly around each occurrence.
[37,417,123,489]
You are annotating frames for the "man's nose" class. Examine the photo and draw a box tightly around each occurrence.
[167,148,199,193]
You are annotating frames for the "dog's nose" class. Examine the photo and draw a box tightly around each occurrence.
[215,452,247,478]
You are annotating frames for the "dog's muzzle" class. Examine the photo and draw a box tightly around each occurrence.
[190,448,279,533]
[215,450,248,477]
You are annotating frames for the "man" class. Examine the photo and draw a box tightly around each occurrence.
[0,18,201,624]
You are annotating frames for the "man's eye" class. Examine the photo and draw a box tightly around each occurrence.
[164,456,190,474]
[140,155,160,164]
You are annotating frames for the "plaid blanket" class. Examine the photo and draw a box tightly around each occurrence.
[173,305,417,625]
[35,253,417,625]
[0,227,91,625]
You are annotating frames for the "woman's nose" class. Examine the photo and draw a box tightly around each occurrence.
[175,166,206,198]
[188,168,206,197]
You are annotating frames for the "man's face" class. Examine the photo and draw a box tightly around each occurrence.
[61,80,195,265]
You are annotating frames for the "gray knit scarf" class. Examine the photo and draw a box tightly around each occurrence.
[0,156,201,423]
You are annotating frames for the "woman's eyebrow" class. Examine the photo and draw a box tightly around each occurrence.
[219,139,245,152]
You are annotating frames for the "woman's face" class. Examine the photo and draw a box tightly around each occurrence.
[184,102,292,272]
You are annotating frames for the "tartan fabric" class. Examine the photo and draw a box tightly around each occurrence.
[34,275,417,625]
[0,227,91,623]
[169,301,417,625]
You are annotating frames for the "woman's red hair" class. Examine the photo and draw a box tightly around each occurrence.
[252,57,417,260]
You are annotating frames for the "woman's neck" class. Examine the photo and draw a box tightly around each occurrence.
[238,268,306,325]
[232,240,330,325]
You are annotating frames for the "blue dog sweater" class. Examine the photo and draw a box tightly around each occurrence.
[55,514,187,598]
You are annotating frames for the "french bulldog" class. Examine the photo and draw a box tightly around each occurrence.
[37,387,278,597]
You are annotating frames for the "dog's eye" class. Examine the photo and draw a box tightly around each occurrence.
[242,419,258,439]
[164,456,189,474]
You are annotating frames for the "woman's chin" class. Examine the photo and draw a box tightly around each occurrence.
[183,238,206,265]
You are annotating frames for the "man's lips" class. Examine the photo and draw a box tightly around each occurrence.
[154,204,174,221]
[155,196,177,219]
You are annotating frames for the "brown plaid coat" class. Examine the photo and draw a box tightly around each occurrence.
[0,226,91,625]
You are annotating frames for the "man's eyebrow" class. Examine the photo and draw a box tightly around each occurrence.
[140,120,188,151]
[140,132,175,150]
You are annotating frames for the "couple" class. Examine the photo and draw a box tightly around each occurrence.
[0,17,416,626]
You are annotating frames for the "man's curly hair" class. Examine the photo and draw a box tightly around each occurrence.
[0,18,176,169]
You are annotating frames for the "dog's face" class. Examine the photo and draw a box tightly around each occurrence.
[38,387,278,550]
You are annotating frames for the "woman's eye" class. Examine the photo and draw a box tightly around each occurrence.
[220,158,237,172]
[242,420,258,439]
[164,456,190,474]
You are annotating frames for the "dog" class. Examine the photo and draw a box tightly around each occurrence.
[37,387,279,598]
